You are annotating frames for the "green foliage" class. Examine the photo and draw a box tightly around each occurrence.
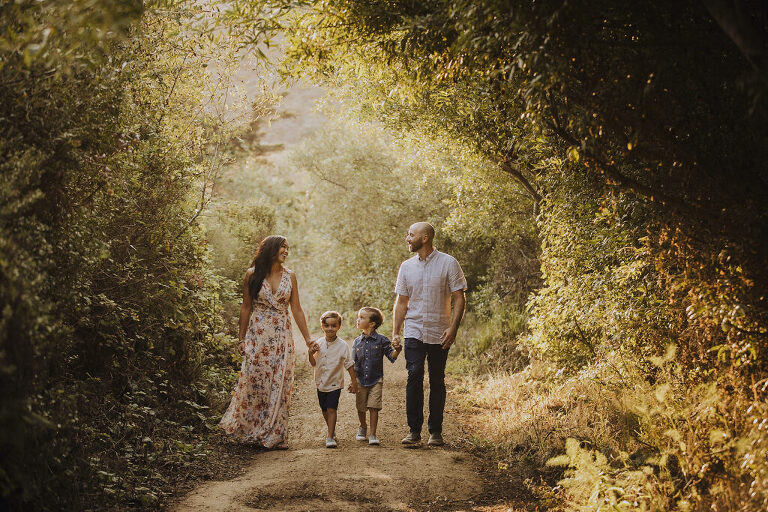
[544,345,768,511]
[260,0,768,509]
[0,1,252,508]
[204,201,276,284]
[440,152,541,307]
[3,0,767,509]
[200,143,283,331]
[448,299,530,376]
[275,0,768,359]
[526,168,671,368]
[287,121,453,323]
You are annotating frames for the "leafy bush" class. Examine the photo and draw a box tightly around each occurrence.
[0,2,256,508]
[285,121,454,320]
[449,298,530,375]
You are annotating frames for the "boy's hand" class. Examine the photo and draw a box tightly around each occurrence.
[392,335,402,350]
[308,342,319,354]
[347,381,358,393]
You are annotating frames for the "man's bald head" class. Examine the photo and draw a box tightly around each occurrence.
[406,222,435,254]
[410,222,435,242]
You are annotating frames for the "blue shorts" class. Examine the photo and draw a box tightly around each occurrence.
[317,388,341,411]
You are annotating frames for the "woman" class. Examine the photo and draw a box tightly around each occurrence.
[219,235,314,448]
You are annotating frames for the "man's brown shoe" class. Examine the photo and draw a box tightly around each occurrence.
[401,432,422,447]
[427,432,445,446]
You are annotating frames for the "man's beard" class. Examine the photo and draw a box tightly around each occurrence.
[409,240,422,252]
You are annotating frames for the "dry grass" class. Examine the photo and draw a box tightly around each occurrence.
[454,358,640,475]
[449,353,662,512]
[451,346,768,511]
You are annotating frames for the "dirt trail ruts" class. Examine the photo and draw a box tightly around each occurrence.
[173,340,487,511]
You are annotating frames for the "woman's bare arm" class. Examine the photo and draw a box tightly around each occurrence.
[289,272,312,347]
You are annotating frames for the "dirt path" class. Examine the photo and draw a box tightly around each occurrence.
[173,341,488,511]
[171,75,516,512]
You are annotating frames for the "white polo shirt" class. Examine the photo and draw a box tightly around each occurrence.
[394,249,467,344]
[313,336,354,392]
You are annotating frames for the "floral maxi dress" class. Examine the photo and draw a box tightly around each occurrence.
[219,268,294,448]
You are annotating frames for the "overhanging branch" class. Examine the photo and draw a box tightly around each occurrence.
[494,157,542,204]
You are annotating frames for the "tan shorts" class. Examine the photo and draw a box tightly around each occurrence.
[356,380,383,412]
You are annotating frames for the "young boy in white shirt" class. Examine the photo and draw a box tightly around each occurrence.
[308,311,358,448]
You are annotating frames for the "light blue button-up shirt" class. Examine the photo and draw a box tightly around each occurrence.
[394,249,467,344]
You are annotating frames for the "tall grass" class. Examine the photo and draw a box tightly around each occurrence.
[452,337,768,511]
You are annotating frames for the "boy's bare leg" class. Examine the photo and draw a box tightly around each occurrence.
[368,408,379,436]
[358,410,367,429]
[326,409,337,438]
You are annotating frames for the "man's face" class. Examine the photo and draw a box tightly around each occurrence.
[405,226,424,252]
[321,318,341,339]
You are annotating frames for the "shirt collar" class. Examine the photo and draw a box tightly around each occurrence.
[419,248,439,262]
[362,330,378,340]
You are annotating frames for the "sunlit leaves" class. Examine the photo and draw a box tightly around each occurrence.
[1,1,251,508]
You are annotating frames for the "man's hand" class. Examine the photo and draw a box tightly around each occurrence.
[440,328,457,350]
[392,334,402,350]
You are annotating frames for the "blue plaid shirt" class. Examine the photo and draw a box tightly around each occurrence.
[352,331,397,387]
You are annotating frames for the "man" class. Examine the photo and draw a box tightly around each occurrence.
[393,222,467,447]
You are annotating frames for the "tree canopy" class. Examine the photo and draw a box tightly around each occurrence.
[2,0,768,509]
[265,1,768,508]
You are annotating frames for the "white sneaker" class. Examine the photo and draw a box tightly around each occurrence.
[325,437,337,448]
[368,435,380,445]
[356,427,367,441]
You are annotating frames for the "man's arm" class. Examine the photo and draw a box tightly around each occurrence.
[440,289,466,349]
[392,294,409,349]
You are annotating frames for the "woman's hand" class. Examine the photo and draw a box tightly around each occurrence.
[237,339,246,356]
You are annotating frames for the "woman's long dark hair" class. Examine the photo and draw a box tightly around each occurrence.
[248,235,287,300]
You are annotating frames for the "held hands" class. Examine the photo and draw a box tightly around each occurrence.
[307,340,319,354]
[391,335,402,351]
[347,380,358,393]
